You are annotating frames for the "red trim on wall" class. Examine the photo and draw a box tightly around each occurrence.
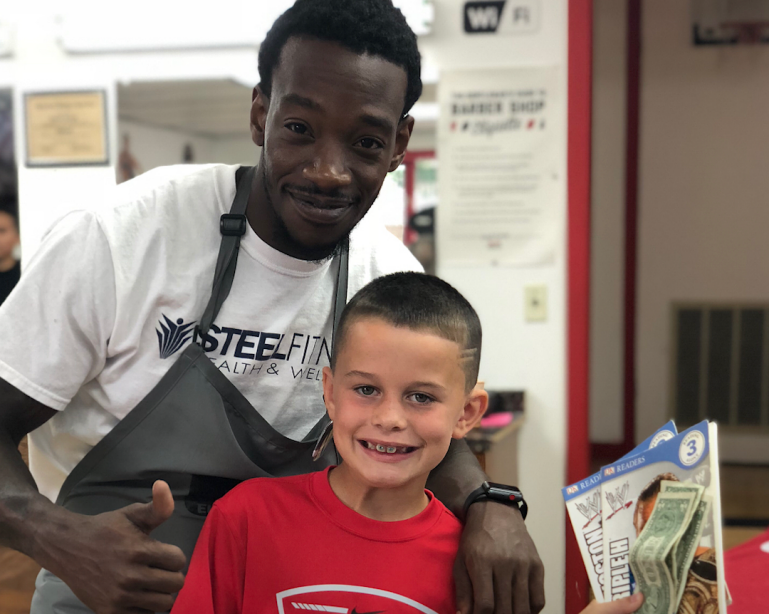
[566,0,593,612]
[623,0,641,455]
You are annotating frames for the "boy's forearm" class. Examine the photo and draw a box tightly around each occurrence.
[426,438,487,521]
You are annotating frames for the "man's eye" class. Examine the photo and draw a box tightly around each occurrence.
[286,123,309,135]
[357,137,383,150]
[356,386,377,396]
[408,393,434,405]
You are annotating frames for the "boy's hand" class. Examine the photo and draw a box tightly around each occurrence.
[454,501,545,614]
[581,594,644,614]
[35,480,186,614]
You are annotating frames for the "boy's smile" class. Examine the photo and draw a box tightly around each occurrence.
[322,317,486,520]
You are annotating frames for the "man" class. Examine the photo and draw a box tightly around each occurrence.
[0,2,544,613]
[0,204,19,306]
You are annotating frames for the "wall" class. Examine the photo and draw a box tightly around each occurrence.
[589,0,627,444]
[426,1,569,610]
[119,119,216,175]
[636,0,769,461]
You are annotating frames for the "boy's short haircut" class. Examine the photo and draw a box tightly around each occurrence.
[258,0,422,118]
[332,272,482,392]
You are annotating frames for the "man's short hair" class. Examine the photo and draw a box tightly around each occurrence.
[258,0,422,118]
[332,272,482,392]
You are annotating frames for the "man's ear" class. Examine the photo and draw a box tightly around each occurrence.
[388,115,415,172]
[322,366,337,421]
[250,85,269,147]
[452,386,489,439]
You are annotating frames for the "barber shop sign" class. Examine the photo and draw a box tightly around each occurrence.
[463,0,540,34]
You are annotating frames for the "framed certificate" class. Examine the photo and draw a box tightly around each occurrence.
[25,90,109,166]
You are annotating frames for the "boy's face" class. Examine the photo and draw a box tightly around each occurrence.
[322,317,487,491]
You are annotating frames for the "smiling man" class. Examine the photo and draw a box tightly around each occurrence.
[0,2,543,614]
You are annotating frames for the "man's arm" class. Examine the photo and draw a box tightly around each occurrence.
[427,438,545,614]
[0,377,185,614]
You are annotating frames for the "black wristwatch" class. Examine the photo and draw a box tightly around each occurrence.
[463,481,528,520]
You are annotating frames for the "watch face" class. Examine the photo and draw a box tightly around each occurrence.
[485,482,523,501]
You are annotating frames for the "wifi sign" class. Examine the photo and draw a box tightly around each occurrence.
[463,1,540,35]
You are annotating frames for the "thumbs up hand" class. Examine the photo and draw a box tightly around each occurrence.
[36,480,186,614]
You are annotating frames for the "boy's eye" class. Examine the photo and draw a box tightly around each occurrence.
[355,385,377,397]
[408,392,434,405]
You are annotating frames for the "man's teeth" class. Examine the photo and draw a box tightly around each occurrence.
[365,441,411,454]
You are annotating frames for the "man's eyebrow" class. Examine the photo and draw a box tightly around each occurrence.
[359,114,395,133]
[283,93,322,111]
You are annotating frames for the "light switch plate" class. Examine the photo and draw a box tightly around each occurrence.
[524,285,547,322]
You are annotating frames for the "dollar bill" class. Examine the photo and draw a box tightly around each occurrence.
[659,481,705,586]
[671,496,711,611]
[629,491,699,614]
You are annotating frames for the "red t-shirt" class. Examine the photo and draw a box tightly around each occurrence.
[173,467,462,614]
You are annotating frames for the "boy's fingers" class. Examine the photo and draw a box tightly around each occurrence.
[453,557,474,614]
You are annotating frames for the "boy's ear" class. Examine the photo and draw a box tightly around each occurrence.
[322,366,337,420]
[452,385,489,439]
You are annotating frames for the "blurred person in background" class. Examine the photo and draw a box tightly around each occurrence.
[0,201,19,306]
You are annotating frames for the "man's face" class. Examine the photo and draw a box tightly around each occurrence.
[250,37,413,260]
[322,318,485,492]
[0,212,19,261]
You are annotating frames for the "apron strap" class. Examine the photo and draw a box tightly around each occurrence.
[198,166,350,340]
[198,166,254,337]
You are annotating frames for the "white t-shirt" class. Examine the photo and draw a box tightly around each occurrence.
[0,164,421,501]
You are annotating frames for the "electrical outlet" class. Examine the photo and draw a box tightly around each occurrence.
[524,285,547,322]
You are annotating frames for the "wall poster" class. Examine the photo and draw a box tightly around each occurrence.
[437,67,561,266]
[25,91,109,166]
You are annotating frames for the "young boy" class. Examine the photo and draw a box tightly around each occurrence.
[171,272,645,614]
[173,272,488,613]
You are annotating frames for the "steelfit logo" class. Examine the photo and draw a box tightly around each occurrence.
[156,315,196,359]
[463,1,537,34]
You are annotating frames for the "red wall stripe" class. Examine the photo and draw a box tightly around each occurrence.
[623,0,641,455]
[566,0,593,611]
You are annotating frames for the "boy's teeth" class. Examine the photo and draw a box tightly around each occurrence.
[365,441,409,454]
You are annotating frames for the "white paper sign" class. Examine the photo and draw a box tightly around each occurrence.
[437,67,561,266]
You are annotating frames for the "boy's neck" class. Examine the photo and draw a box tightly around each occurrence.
[328,464,430,522]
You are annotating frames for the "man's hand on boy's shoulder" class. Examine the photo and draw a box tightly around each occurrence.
[454,501,545,614]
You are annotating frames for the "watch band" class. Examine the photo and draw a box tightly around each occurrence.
[462,481,528,520]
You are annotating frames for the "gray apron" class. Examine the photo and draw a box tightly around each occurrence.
[31,166,345,613]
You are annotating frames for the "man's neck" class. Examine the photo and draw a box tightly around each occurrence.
[0,255,17,273]
[328,464,429,522]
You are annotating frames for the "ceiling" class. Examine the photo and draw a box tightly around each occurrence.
[117,80,438,139]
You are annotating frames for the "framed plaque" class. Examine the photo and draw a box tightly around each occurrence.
[25,90,109,166]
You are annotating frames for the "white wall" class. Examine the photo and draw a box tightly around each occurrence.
[211,136,261,166]
[636,0,769,461]
[589,0,627,443]
[428,1,569,610]
[119,119,216,174]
